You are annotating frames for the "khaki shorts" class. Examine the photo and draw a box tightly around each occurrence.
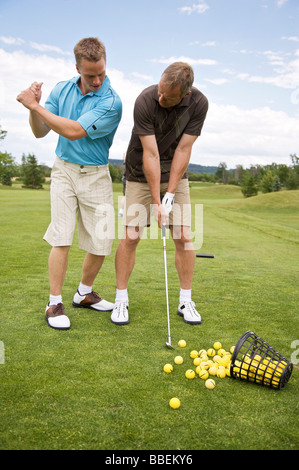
[123,179,191,227]
[43,157,114,255]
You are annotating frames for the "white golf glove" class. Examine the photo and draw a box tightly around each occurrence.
[162,192,175,215]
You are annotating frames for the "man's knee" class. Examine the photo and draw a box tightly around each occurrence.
[122,226,144,245]
[172,226,191,242]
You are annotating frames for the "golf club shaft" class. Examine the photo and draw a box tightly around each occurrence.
[196,254,214,258]
[162,225,171,344]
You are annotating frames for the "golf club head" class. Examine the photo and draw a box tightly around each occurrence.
[165,342,175,350]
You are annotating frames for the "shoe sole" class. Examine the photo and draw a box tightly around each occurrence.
[45,315,70,330]
[177,310,202,325]
[110,319,129,325]
[72,301,113,312]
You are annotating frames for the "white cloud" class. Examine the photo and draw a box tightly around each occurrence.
[277,0,288,7]
[179,1,209,15]
[193,103,299,168]
[0,36,25,46]
[30,41,72,56]
[202,41,217,47]
[131,72,153,82]
[150,56,217,66]
[189,40,217,47]
[204,78,229,85]
[282,36,299,43]
[248,57,299,89]
[235,49,299,90]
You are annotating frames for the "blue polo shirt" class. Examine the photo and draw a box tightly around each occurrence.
[45,75,122,165]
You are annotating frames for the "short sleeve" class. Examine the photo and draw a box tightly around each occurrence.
[183,96,209,136]
[132,93,155,136]
[77,95,122,140]
[44,86,60,115]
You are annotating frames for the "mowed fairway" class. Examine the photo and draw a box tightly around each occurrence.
[0,183,298,450]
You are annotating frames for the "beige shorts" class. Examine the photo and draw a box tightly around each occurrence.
[43,157,114,255]
[123,179,191,227]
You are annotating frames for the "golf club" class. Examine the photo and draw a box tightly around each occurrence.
[162,224,174,350]
[196,254,214,258]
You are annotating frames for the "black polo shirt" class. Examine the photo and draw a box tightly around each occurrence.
[125,84,208,183]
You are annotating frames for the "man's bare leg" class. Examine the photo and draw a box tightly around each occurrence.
[115,227,142,289]
[48,246,70,296]
[81,253,105,287]
[171,226,195,289]
[171,226,201,324]
[111,227,142,325]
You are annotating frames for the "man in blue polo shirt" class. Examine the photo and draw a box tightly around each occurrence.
[17,37,122,331]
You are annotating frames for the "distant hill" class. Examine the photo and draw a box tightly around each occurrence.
[109,159,218,174]
[188,163,218,174]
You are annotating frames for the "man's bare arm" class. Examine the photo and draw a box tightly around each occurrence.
[17,84,87,141]
[167,134,198,193]
[139,135,161,205]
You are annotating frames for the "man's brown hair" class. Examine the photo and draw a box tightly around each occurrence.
[74,37,106,66]
[161,62,194,97]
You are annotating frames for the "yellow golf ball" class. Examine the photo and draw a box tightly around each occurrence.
[207,348,216,357]
[217,366,226,378]
[213,355,221,363]
[169,397,180,409]
[199,369,209,380]
[193,357,202,366]
[190,350,199,359]
[205,379,216,390]
[174,356,184,365]
[230,346,235,354]
[218,356,229,367]
[178,340,186,348]
[185,369,195,379]
[199,361,209,370]
[209,365,218,376]
[213,342,222,350]
[163,363,173,373]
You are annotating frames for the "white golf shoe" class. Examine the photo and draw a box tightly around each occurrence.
[72,290,114,311]
[177,301,202,325]
[111,302,129,325]
[45,303,70,330]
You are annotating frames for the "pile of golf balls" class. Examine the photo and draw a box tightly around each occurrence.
[164,340,235,409]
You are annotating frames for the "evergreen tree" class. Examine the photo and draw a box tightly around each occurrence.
[260,170,274,193]
[241,174,258,198]
[22,153,45,189]
[0,152,15,186]
[272,175,281,192]
[0,127,15,186]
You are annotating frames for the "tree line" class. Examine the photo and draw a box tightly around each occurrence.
[194,157,299,197]
[1,126,298,197]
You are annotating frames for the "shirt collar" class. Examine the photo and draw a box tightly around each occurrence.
[72,75,111,97]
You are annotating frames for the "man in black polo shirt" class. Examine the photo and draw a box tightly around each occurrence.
[111,62,209,326]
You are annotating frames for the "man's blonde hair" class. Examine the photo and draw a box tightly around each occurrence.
[161,62,194,97]
[74,37,106,66]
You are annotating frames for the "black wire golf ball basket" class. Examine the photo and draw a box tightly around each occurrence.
[230,331,293,390]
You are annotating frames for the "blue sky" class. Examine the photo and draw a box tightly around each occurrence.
[0,0,298,169]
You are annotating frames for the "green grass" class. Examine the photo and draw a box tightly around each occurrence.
[0,183,298,450]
